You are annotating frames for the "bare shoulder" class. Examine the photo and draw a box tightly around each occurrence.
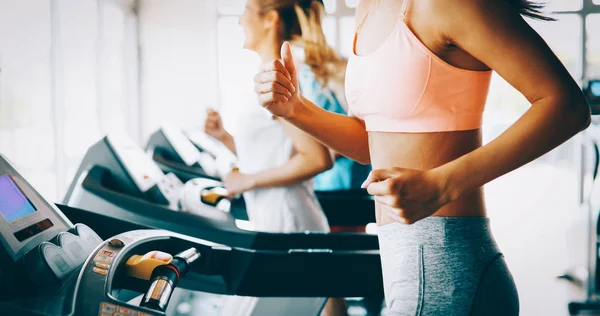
[423,0,582,103]
[413,0,535,53]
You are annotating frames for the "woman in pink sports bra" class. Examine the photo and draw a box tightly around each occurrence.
[254,0,591,315]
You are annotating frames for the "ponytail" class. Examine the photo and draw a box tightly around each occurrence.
[293,1,346,87]
[260,0,345,87]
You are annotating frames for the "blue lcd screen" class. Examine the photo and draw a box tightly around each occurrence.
[0,174,37,222]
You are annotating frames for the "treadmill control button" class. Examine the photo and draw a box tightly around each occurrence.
[101,302,116,313]
[109,239,125,248]
[95,262,110,269]
[118,306,139,315]
[93,267,108,275]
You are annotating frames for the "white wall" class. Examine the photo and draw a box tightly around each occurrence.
[0,0,140,200]
[138,0,219,140]
[0,1,55,197]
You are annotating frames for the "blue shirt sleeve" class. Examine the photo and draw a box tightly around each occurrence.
[298,65,345,114]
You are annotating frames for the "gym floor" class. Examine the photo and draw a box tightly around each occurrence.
[485,159,584,316]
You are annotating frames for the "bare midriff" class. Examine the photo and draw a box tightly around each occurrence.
[368,130,486,225]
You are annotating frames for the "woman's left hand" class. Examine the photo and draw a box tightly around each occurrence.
[362,168,451,224]
[223,171,256,196]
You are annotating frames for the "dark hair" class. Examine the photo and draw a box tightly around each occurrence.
[515,1,555,21]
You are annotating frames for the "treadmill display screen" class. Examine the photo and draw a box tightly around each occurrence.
[0,174,37,222]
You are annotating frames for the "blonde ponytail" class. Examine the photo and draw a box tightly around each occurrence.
[292,1,345,87]
[259,0,346,88]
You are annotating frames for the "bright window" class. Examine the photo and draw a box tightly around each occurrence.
[345,0,359,8]
[0,1,55,198]
[137,0,218,140]
[98,3,129,136]
[545,0,583,12]
[323,0,336,14]
[0,0,138,200]
[58,0,102,191]
[529,14,582,80]
[587,14,600,78]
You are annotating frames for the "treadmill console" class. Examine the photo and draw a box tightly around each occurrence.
[0,155,70,265]
[186,130,237,178]
[159,126,220,177]
[107,133,183,208]
[159,124,203,167]
[0,155,102,299]
[107,134,166,193]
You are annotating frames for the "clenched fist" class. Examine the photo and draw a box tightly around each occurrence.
[362,168,451,224]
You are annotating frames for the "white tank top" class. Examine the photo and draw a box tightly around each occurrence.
[233,104,329,233]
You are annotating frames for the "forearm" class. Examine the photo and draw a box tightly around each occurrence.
[249,153,331,189]
[286,95,371,164]
[438,97,590,201]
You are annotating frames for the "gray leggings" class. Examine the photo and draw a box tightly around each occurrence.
[377,217,519,316]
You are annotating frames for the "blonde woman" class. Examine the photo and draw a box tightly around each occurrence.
[205,0,355,314]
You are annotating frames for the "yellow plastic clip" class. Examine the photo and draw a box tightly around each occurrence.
[125,251,173,280]
[201,187,229,205]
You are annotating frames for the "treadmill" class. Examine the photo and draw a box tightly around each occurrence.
[63,133,383,314]
[63,133,379,251]
[147,126,376,228]
[0,154,383,316]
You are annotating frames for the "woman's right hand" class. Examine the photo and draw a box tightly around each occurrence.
[204,109,228,142]
[254,42,301,118]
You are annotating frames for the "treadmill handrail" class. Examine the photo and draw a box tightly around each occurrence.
[79,166,380,250]
[73,229,383,316]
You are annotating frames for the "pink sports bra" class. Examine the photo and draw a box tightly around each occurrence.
[345,0,492,133]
